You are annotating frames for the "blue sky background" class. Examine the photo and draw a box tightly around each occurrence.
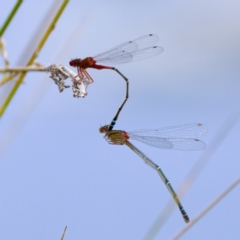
[0,0,240,239]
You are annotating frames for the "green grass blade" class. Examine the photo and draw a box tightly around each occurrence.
[0,0,23,37]
[0,0,69,116]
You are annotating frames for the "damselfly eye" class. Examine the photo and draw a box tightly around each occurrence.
[99,125,109,133]
[69,58,82,67]
[99,127,104,133]
[99,126,106,133]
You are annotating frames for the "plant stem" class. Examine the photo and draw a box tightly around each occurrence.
[0,66,46,73]
[0,0,23,37]
[0,0,69,117]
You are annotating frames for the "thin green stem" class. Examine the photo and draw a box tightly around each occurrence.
[0,0,69,117]
[0,0,23,37]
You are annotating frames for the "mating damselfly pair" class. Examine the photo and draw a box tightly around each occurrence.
[67,34,207,223]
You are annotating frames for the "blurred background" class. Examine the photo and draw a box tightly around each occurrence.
[0,0,240,239]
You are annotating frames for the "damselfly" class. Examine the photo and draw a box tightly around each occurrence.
[99,123,207,223]
[70,34,163,130]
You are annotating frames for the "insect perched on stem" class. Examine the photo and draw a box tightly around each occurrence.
[70,34,163,130]
[99,123,207,223]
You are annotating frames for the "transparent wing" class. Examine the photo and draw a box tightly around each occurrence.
[129,46,164,62]
[128,123,208,139]
[93,34,163,64]
[94,46,163,64]
[129,135,206,151]
[130,136,174,149]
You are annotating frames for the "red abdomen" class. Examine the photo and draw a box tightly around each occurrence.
[70,57,110,70]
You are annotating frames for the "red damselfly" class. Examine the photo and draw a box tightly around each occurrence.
[70,34,163,130]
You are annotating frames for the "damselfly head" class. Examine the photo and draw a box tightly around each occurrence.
[99,125,109,133]
[69,58,82,67]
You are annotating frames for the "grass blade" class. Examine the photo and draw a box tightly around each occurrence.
[171,178,240,240]
[0,0,69,117]
[0,0,23,37]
